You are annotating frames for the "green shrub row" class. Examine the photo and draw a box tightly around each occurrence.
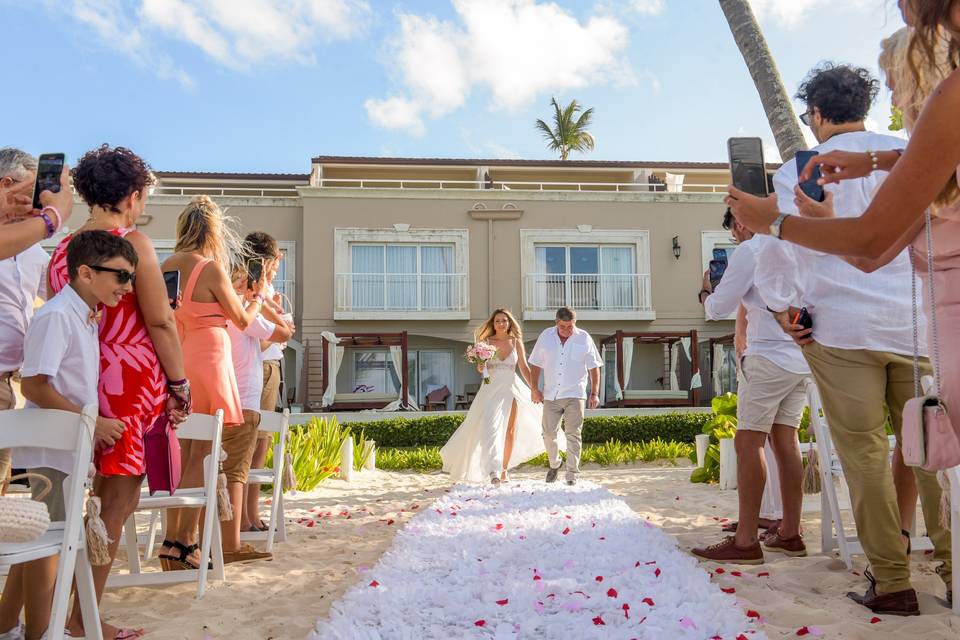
[310,412,712,448]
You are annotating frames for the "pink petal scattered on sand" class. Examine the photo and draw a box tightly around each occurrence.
[679,617,698,630]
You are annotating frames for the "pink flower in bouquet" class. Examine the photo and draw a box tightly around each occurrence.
[466,341,499,384]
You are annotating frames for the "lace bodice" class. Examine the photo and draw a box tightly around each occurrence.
[487,347,518,375]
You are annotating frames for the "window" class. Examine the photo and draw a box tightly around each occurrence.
[353,351,400,394]
[334,228,469,319]
[350,243,455,311]
[520,229,653,320]
[701,231,738,320]
[407,350,454,408]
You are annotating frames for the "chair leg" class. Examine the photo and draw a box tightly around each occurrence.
[143,510,161,561]
[277,491,287,544]
[211,515,226,583]
[48,545,79,640]
[951,469,959,616]
[267,472,282,553]
[74,551,104,640]
[124,514,142,574]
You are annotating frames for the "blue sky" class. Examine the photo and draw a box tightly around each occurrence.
[0,0,906,173]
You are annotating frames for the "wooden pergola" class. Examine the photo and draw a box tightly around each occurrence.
[320,331,410,411]
[599,330,700,408]
[708,333,736,397]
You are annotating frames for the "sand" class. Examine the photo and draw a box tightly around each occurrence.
[98,462,958,639]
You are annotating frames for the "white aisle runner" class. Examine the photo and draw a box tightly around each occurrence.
[310,480,765,640]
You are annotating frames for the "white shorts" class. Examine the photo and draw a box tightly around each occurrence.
[736,355,810,433]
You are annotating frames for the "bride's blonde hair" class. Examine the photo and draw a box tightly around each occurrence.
[475,308,522,343]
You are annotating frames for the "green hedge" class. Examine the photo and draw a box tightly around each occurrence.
[294,412,712,448]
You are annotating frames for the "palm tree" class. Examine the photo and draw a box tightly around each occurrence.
[535,98,596,161]
[719,0,807,161]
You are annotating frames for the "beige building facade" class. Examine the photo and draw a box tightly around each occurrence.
[55,156,774,410]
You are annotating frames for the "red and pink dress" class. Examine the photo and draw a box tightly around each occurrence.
[49,227,167,476]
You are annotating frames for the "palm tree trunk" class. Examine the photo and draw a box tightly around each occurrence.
[719,0,807,161]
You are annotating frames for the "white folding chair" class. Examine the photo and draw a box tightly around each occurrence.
[240,409,289,552]
[0,406,103,640]
[947,465,960,615]
[806,385,934,569]
[108,410,225,598]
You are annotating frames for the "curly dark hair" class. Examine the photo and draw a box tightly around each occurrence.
[244,231,280,260]
[795,63,879,124]
[72,144,154,213]
[66,230,138,280]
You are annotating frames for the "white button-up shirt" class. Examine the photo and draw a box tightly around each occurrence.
[16,284,100,474]
[227,314,276,411]
[705,235,810,375]
[528,327,604,401]
[261,283,285,362]
[756,130,924,357]
[0,244,49,373]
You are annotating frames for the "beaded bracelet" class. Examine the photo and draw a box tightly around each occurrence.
[42,205,62,231]
[36,210,56,239]
[866,150,879,171]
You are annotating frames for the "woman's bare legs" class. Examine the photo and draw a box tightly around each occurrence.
[242,435,271,530]
[501,400,518,480]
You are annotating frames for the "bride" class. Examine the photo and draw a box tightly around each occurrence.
[440,309,555,484]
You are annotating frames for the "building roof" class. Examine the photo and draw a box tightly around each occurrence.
[311,155,781,170]
[154,171,310,181]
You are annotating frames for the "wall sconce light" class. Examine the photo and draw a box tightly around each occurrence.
[672,235,682,260]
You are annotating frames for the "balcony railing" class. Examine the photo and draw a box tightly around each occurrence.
[524,273,652,312]
[336,273,468,313]
[317,178,727,194]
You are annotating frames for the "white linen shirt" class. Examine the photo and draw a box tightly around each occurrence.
[261,283,284,362]
[227,314,276,411]
[16,284,100,474]
[756,130,925,357]
[0,244,49,373]
[528,327,604,401]
[704,235,810,374]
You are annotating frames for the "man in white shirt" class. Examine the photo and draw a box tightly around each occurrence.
[0,148,49,490]
[692,210,811,565]
[528,307,603,486]
[757,63,950,615]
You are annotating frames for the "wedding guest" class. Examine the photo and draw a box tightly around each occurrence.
[0,161,73,260]
[0,149,49,496]
[692,209,809,564]
[161,196,267,569]
[223,259,291,562]
[44,145,190,639]
[729,59,954,614]
[0,231,136,640]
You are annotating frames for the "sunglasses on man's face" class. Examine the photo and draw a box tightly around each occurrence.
[89,265,135,285]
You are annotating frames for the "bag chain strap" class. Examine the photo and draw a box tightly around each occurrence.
[909,208,943,400]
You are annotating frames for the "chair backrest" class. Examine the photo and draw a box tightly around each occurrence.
[257,409,290,435]
[464,383,480,396]
[176,411,225,443]
[426,386,450,403]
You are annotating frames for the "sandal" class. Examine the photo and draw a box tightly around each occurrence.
[157,539,177,571]
[165,541,212,571]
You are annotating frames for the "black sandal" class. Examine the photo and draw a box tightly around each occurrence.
[166,541,212,571]
[158,539,177,571]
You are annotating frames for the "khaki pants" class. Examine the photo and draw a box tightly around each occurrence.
[542,397,585,481]
[0,374,15,487]
[221,410,262,484]
[259,360,282,446]
[804,342,952,594]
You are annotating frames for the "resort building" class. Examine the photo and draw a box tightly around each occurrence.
[53,156,776,411]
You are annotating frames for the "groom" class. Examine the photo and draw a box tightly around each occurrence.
[528,307,603,485]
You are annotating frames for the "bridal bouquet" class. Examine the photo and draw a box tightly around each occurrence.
[466,342,498,384]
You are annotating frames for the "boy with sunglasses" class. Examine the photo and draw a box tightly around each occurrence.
[1,230,136,640]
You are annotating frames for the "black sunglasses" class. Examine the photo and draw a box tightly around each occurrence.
[799,110,814,126]
[89,265,135,285]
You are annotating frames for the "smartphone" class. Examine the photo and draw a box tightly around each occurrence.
[792,307,813,331]
[709,259,728,290]
[163,271,180,310]
[32,153,66,210]
[795,150,824,202]
[727,137,769,197]
[712,248,729,262]
[247,258,264,289]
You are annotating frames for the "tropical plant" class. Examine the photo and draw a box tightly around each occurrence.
[352,430,373,471]
[535,97,596,160]
[283,417,350,491]
[718,0,807,161]
[376,446,444,472]
[702,392,738,442]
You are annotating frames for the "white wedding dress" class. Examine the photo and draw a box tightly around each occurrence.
[440,348,556,483]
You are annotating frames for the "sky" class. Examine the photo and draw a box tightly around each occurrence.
[0,0,907,173]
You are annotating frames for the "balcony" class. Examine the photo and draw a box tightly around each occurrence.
[316,177,727,194]
[335,273,469,320]
[523,273,655,321]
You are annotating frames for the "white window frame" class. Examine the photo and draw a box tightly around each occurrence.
[519,229,654,321]
[334,228,469,320]
[701,230,738,321]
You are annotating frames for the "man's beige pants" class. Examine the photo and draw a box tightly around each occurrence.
[804,342,952,594]
[542,397,585,482]
[0,374,15,488]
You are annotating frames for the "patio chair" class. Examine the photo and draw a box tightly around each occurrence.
[463,383,480,403]
[424,386,451,411]
[240,409,290,552]
[0,405,103,640]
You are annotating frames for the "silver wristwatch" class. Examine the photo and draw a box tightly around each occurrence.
[769,212,788,239]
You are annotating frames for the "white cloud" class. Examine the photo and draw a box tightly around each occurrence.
[367,0,631,134]
[364,97,426,136]
[749,0,874,29]
[630,0,665,16]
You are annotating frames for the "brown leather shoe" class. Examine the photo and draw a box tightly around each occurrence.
[847,571,919,616]
[691,536,764,565]
[763,532,807,557]
[223,543,273,564]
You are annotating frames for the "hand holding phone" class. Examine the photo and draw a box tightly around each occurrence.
[727,137,769,197]
[708,259,727,290]
[32,153,66,211]
[792,306,813,331]
[795,150,824,202]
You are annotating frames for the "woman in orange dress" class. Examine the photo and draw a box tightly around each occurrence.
[160,196,268,568]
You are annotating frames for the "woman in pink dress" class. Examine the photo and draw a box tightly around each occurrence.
[48,145,190,639]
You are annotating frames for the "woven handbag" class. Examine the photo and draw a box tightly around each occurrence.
[0,472,52,543]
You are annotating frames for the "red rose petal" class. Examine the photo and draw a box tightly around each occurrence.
[642,597,655,606]
[495,523,504,530]
[635,561,641,567]
[607,588,618,598]
[722,587,736,594]
[655,568,661,577]
[306,521,314,527]
[474,620,486,627]
[595,575,604,582]
[797,627,810,636]
[496,598,508,606]
[592,615,605,626]
[870,617,881,624]
[369,580,379,587]
[565,514,572,519]
[715,568,725,574]
[386,519,395,525]
[757,572,770,577]
[746,610,760,619]
[533,575,542,581]
[731,571,742,577]
[562,527,570,535]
